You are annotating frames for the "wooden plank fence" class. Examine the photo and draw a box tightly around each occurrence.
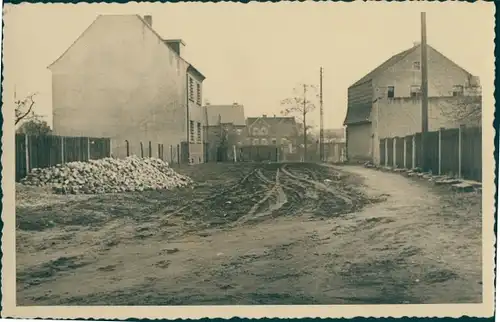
[16,134,111,182]
[379,125,482,182]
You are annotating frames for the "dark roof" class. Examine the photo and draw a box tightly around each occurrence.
[343,103,372,125]
[205,104,246,126]
[246,116,298,136]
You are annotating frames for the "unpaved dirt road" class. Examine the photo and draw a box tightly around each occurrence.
[16,163,482,305]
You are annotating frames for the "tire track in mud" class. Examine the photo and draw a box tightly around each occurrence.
[277,163,371,218]
[233,168,288,226]
[281,165,354,207]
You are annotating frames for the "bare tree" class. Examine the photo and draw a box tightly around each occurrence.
[15,93,38,125]
[280,84,318,160]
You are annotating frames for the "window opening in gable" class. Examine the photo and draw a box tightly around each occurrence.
[410,85,421,98]
[387,86,395,98]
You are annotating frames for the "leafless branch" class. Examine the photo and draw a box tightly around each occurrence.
[15,93,38,125]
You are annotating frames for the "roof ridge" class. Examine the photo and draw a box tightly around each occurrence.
[349,45,417,88]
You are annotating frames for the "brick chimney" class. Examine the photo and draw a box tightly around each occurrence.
[165,39,186,56]
[144,15,152,27]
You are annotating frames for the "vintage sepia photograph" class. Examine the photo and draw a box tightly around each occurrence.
[1,1,496,319]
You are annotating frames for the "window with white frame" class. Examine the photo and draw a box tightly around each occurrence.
[252,138,259,145]
[261,138,268,145]
[197,122,202,142]
[412,61,421,70]
[252,127,260,136]
[410,85,421,98]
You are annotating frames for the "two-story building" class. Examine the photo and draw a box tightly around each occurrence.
[49,14,206,163]
[343,42,481,163]
[245,115,299,153]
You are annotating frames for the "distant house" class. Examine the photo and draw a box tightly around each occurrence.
[322,128,345,143]
[245,115,299,153]
[203,103,246,162]
[343,42,481,164]
[49,14,206,163]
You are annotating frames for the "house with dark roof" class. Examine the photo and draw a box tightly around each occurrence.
[343,42,481,163]
[203,103,246,162]
[49,14,206,163]
[245,115,300,151]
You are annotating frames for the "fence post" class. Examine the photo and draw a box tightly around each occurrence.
[61,136,65,164]
[438,127,444,176]
[384,138,388,167]
[87,137,91,161]
[140,142,144,158]
[25,134,30,173]
[148,141,152,158]
[458,124,465,178]
[170,145,173,164]
[403,137,407,169]
[125,140,130,157]
[411,135,416,169]
[158,143,161,159]
[177,144,180,165]
[393,137,397,168]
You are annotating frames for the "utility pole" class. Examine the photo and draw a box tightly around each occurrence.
[303,84,307,162]
[420,12,429,171]
[319,67,324,162]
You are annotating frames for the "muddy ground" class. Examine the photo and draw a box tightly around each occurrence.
[16,162,482,305]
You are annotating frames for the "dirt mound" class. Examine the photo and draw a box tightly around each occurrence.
[21,156,193,194]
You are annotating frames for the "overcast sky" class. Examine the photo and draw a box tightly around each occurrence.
[3,1,495,130]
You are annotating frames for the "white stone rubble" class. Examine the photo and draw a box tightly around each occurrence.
[21,156,193,194]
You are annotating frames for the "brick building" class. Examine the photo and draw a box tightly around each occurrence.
[245,115,299,153]
[343,42,481,163]
[49,14,206,163]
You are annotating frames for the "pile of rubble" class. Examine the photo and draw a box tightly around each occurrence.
[21,156,193,194]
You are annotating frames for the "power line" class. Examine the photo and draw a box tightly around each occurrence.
[319,67,324,162]
[421,12,429,171]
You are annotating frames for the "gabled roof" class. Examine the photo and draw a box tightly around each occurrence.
[345,43,477,126]
[48,14,205,79]
[349,43,475,89]
[350,46,416,88]
[246,116,298,136]
[205,104,246,126]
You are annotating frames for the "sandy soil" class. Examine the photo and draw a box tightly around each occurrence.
[15,163,482,305]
